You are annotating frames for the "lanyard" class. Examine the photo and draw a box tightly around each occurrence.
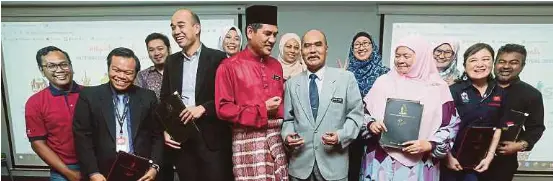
[114,95,130,135]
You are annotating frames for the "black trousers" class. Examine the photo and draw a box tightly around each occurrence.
[174,132,234,181]
[348,138,364,181]
[156,145,178,181]
[483,154,518,181]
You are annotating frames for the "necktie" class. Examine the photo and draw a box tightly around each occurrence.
[309,74,319,120]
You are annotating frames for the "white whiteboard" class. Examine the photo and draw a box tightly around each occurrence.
[388,22,553,171]
[1,18,236,166]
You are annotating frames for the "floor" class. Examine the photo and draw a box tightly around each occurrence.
[1,176,47,181]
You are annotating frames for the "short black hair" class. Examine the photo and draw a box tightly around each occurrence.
[496,43,527,66]
[106,47,141,74]
[247,23,263,32]
[145,33,171,49]
[35,46,71,70]
[457,43,494,82]
[463,43,495,67]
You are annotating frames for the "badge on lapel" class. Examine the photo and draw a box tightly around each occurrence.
[493,96,501,102]
[273,75,281,81]
[331,97,343,104]
[461,92,469,103]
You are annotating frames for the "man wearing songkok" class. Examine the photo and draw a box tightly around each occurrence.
[215,5,289,181]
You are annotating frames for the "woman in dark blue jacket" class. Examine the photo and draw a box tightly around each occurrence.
[441,43,505,181]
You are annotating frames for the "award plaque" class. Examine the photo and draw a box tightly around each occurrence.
[380,98,423,149]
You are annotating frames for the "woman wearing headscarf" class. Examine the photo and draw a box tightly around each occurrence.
[433,39,461,85]
[217,25,243,57]
[345,32,390,181]
[360,36,460,180]
[278,33,306,80]
[441,43,504,181]
[346,32,390,98]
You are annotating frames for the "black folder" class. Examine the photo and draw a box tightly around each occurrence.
[107,151,151,181]
[380,98,423,149]
[455,126,495,169]
[500,109,529,142]
[155,91,200,143]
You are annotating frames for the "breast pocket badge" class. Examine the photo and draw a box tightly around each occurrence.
[461,92,469,103]
[331,97,343,104]
[273,75,281,81]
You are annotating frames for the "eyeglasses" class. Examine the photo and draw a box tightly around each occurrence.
[42,62,71,72]
[433,49,454,58]
[354,41,372,49]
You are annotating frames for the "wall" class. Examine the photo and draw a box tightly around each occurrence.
[275,4,381,68]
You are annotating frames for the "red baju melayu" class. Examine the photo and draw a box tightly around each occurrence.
[215,48,288,181]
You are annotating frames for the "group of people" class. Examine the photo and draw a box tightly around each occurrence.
[24,4,545,181]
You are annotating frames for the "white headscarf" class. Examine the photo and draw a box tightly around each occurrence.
[278,33,306,80]
[217,25,243,56]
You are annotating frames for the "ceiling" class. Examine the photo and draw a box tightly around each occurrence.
[2,1,552,7]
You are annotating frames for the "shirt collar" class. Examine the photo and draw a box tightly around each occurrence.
[109,83,130,97]
[48,81,81,96]
[307,66,326,81]
[460,77,495,89]
[147,66,157,72]
[182,43,203,61]
[495,76,521,88]
[459,78,497,95]
[146,66,162,74]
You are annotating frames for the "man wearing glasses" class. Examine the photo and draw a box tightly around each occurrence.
[25,46,83,181]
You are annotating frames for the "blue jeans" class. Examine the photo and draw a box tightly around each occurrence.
[50,164,80,181]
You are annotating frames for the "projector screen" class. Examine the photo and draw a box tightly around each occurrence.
[382,15,553,171]
[1,17,237,166]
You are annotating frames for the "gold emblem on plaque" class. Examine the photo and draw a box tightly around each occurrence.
[397,119,406,126]
[399,104,408,115]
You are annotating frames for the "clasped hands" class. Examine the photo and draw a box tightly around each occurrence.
[285,132,340,149]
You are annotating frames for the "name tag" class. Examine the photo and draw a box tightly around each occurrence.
[331,97,343,104]
[488,103,501,107]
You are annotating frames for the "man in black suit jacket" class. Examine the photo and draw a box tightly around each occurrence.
[73,47,163,181]
[159,8,233,181]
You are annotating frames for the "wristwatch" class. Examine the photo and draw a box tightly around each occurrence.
[519,140,529,151]
[150,163,160,173]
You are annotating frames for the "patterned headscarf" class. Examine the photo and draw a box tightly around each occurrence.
[346,32,390,97]
[433,39,461,81]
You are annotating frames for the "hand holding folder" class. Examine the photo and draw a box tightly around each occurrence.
[155,91,200,144]
[380,98,424,149]
[107,151,152,181]
[500,109,529,142]
[455,126,495,169]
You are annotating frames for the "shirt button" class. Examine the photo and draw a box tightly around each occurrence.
[70,104,73,107]
[264,84,268,88]
[314,146,318,150]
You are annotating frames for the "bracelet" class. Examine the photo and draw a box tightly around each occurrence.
[518,140,529,151]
